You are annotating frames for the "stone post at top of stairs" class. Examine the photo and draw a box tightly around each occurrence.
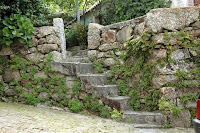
[53,18,67,60]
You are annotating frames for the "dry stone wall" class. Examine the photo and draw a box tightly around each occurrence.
[0,26,79,107]
[88,6,200,127]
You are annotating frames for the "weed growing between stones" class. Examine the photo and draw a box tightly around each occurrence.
[110,108,122,122]
[68,99,83,113]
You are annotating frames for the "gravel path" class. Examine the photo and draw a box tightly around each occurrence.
[0,102,195,133]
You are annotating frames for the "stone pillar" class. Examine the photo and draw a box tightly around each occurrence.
[53,18,66,60]
[171,0,194,8]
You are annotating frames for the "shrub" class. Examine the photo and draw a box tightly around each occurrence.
[68,99,83,113]
[0,14,35,47]
[65,23,87,47]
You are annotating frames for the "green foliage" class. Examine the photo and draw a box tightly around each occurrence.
[65,23,87,47]
[93,58,105,74]
[0,0,50,26]
[110,108,122,122]
[179,94,198,107]
[71,80,82,98]
[100,108,110,118]
[159,97,182,117]
[0,14,35,47]
[0,56,8,74]
[10,56,32,71]
[117,80,129,96]
[167,70,188,89]
[129,89,140,110]
[98,0,171,25]
[20,93,44,105]
[144,89,160,111]
[68,99,83,113]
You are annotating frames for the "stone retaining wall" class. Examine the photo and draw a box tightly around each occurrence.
[88,6,200,127]
[0,26,82,106]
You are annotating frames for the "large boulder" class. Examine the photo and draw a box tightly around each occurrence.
[116,26,132,43]
[88,23,103,49]
[103,58,116,67]
[88,50,98,58]
[3,68,21,82]
[152,75,178,88]
[170,49,190,60]
[4,85,18,96]
[25,53,45,62]
[37,26,58,38]
[34,71,48,79]
[46,34,60,45]
[37,44,58,54]
[145,7,200,33]
[169,110,191,128]
[156,60,194,75]
[0,47,13,56]
[50,51,62,62]
[102,30,116,43]
[99,42,120,52]
[32,35,38,47]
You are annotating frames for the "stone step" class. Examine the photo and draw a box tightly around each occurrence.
[79,74,107,85]
[67,45,87,51]
[102,96,131,111]
[50,62,76,76]
[93,85,118,98]
[63,57,90,63]
[51,62,93,76]
[71,50,88,57]
[76,63,93,75]
[122,111,167,126]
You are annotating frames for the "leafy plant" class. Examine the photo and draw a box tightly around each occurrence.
[111,108,122,121]
[0,14,35,47]
[145,89,160,111]
[159,97,182,117]
[129,89,140,110]
[68,99,83,113]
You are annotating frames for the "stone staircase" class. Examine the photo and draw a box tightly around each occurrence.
[51,49,167,128]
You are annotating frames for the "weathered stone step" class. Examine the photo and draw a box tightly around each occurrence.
[93,85,118,98]
[122,111,167,126]
[79,74,107,85]
[51,62,93,76]
[102,96,131,111]
[63,57,90,63]
[76,63,93,75]
[72,50,88,57]
[51,62,76,75]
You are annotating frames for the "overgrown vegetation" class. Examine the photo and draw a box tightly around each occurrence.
[98,0,171,25]
[103,28,200,121]
[0,0,50,26]
[65,23,87,47]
